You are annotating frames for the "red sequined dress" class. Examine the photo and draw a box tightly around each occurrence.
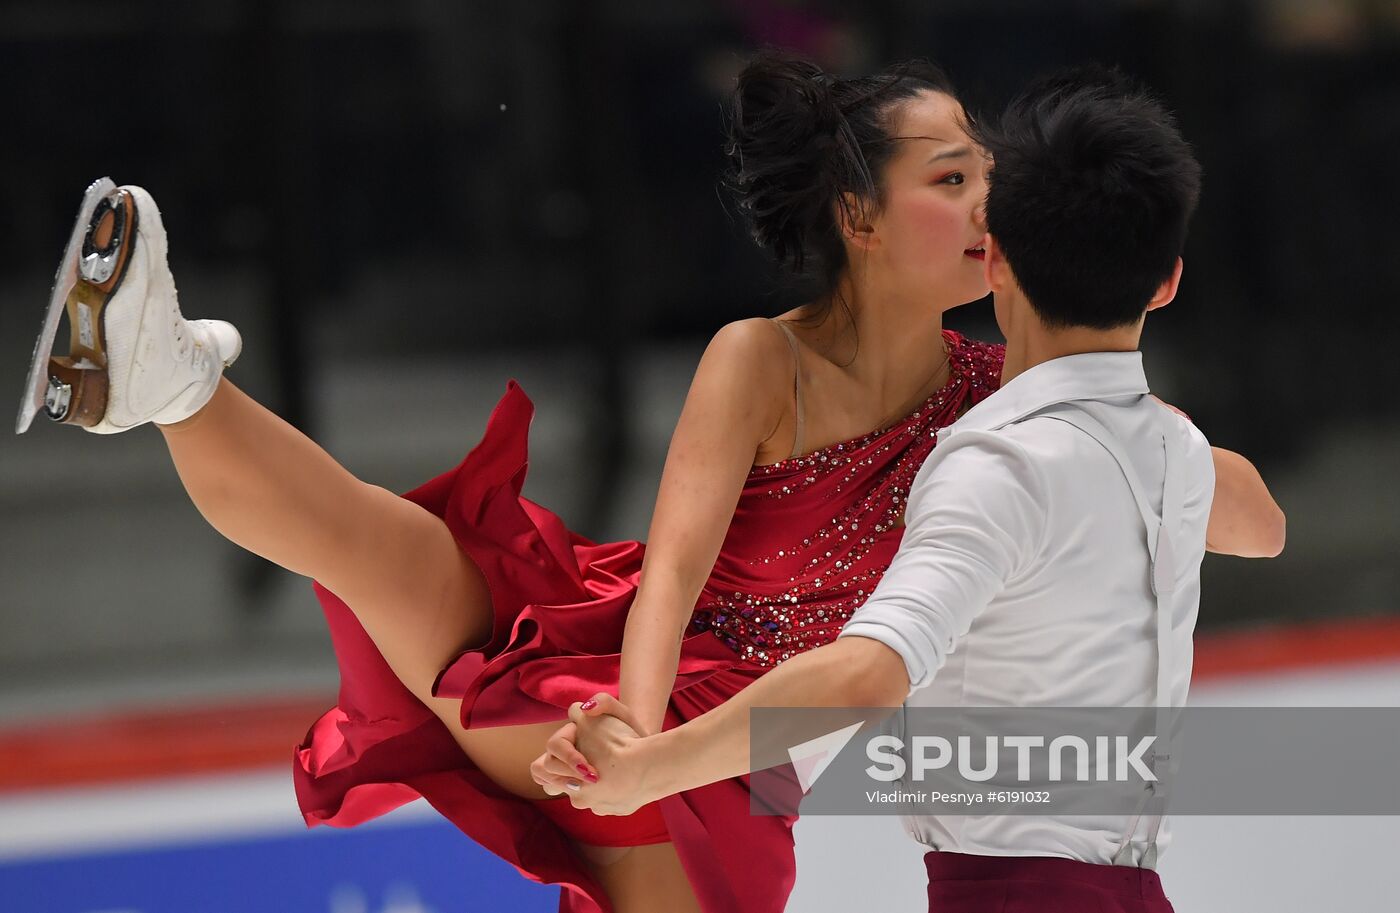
[294,331,1004,913]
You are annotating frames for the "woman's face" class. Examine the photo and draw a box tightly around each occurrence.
[862,91,990,309]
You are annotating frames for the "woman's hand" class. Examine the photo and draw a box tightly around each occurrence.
[563,694,660,816]
[1150,394,1190,422]
[529,694,648,799]
[530,720,599,796]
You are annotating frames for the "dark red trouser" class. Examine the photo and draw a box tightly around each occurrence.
[926,852,1176,913]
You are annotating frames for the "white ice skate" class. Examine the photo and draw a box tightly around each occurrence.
[16,178,241,434]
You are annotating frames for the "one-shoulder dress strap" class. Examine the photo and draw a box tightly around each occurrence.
[771,319,806,459]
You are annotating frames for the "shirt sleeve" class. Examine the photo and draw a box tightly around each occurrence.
[837,429,1050,695]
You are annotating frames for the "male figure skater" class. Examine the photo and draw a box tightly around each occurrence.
[545,71,1282,911]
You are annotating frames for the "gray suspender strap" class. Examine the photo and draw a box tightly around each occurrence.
[1038,404,1184,870]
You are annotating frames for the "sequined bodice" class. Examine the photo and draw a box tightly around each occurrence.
[689,331,1004,666]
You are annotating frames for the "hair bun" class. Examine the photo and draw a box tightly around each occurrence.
[724,51,957,290]
[726,51,845,272]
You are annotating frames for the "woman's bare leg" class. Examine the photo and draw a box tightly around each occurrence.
[157,378,702,911]
[446,724,703,913]
[159,377,491,702]
[587,842,705,913]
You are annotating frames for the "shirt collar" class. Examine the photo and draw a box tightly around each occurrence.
[945,350,1150,437]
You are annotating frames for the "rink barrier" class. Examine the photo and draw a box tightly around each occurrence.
[3,616,1400,793]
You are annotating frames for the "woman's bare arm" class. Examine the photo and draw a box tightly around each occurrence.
[617,319,794,735]
[1207,447,1286,558]
[1152,399,1285,560]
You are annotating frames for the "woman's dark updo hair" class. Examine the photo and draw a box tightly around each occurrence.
[726,50,958,301]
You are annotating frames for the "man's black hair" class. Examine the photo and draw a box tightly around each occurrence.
[974,66,1202,329]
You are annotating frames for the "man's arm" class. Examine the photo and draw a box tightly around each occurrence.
[562,433,1046,814]
[584,635,911,811]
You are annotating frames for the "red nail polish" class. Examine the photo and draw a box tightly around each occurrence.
[576,764,592,775]
[580,699,598,711]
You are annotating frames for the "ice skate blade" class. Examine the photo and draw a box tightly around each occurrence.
[16,178,138,433]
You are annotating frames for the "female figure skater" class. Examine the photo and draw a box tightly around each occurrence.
[18,52,1281,913]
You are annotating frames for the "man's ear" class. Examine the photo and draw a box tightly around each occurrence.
[836,193,878,250]
[1146,257,1185,313]
[984,233,1012,293]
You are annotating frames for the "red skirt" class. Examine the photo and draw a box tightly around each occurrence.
[291,382,797,913]
[925,852,1176,912]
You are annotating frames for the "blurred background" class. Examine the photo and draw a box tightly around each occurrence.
[1,1,1397,912]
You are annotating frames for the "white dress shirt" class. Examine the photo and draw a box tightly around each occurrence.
[838,350,1215,866]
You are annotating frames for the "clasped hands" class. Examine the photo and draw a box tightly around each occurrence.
[529,693,660,816]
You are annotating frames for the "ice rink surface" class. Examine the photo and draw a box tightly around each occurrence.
[3,657,1396,913]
